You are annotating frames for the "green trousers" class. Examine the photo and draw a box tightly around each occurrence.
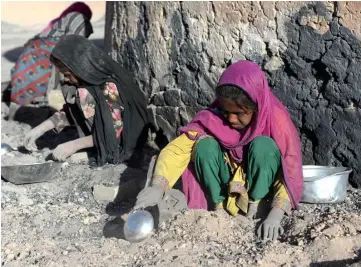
[194,136,281,208]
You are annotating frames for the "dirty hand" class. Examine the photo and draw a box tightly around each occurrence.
[257,207,285,241]
[23,129,42,151]
[134,185,165,210]
[52,141,78,161]
[23,120,55,151]
[23,128,45,151]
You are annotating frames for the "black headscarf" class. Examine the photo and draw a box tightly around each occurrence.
[51,34,149,166]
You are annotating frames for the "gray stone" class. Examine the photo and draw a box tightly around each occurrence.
[152,92,165,106]
[181,91,198,107]
[240,33,267,64]
[179,106,200,126]
[156,115,177,141]
[156,107,180,127]
[147,105,160,131]
[298,28,326,61]
[164,89,182,107]
[92,185,119,203]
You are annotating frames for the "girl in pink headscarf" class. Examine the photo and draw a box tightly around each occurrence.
[135,60,304,241]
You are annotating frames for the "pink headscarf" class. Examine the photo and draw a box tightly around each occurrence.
[179,60,304,209]
[42,2,92,32]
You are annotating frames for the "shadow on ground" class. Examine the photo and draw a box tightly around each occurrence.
[11,106,57,127]
[103,204,160,240]
[2,46,24,63]
[310,249,361,267]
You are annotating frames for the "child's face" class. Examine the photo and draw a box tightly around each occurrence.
[218,98,255,130]
[58,67,80,86]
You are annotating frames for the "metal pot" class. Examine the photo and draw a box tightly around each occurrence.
[301,165,352,204]
[1,162,64,185]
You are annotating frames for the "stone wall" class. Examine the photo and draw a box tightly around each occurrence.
[104,1,361,187]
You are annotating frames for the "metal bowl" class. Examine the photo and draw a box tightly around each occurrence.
[1,162,63,185]
[123,209,154,243]
[301,165,352,204]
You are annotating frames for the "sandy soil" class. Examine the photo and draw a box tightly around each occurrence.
[1,102,361,267]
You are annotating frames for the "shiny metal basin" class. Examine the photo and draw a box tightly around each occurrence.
[301,165,352,204]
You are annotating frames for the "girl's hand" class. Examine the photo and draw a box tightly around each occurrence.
[257,207,285,241]
[23,119,56,151]
[23,128,43,151]
[134,185,165,210]
[52,141,79,161]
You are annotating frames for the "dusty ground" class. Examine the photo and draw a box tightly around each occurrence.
[1,102,361,267]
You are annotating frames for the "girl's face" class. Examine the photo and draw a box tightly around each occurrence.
[58,66,80,86]
[218,97,255,130]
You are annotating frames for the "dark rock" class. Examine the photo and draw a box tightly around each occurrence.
[179,43,200,71]
[147,106,160,131]
[152,92,166,106]
[164,89,182,106]
[177,67,198,98]
[156,107,180,127]
[155,115,177,141]
[179,106,200,125]
[321,39,350,81]
[298,29,326,61]
[181,91,198,107]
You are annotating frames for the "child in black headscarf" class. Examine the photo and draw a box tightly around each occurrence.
[23,35,149,166]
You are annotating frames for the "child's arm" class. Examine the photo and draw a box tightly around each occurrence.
[151,131,197,190]
[256,177,291,241]
[52,135,94,161]
[134,132,196,209]
[258,106,303,241]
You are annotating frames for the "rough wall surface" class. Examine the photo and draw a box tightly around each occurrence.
[105,1,361,187]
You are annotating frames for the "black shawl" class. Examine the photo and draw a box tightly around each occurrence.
[51,34,149,166]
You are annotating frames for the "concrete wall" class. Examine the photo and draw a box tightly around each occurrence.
[105,1,361,187]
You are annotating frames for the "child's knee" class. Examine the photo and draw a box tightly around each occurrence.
[195,138,221,162]
[249,136,280,160]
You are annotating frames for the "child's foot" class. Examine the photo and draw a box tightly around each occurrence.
[214,202,224,210]
[246,203,259,219]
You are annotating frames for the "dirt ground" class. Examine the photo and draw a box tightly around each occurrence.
[1,102,361,267]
